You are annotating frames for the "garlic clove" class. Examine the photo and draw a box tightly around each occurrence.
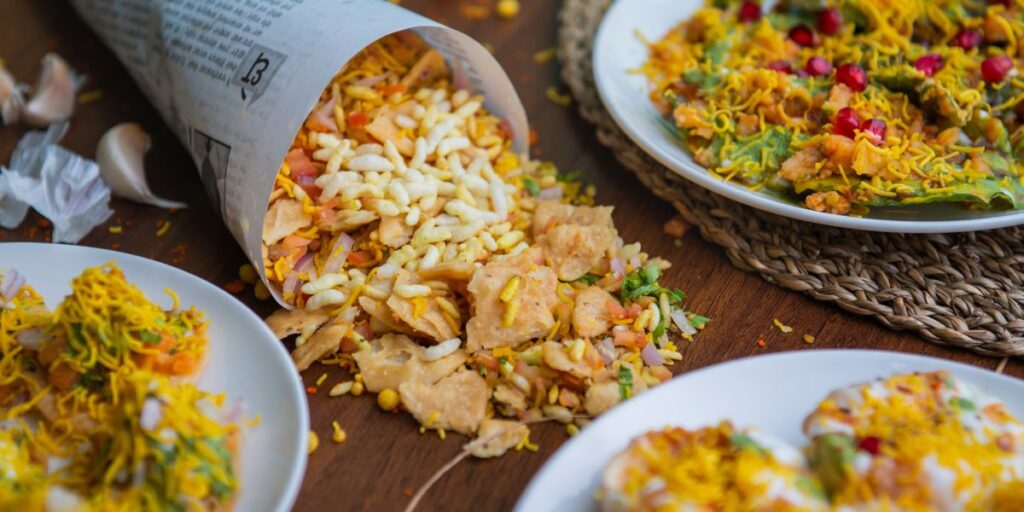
[96,123,187,209]
[22,53,84,128]
[0,66,26,126]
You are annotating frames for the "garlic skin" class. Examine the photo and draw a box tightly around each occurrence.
[0,67,26,126]
[96,123,187,209]
[23,53,84,128]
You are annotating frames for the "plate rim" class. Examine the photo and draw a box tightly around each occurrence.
[0,242,308,512]
[514,348,1024,511]
[591,0,1024,234]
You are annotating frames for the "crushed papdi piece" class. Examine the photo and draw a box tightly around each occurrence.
[262,31,703,451]
[399,368,487,435]
[468,419,528,458]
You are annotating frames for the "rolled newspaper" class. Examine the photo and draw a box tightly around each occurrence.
[70,0,528,306]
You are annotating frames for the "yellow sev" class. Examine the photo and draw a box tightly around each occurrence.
[51,263,208,378]
[83,372,238,509]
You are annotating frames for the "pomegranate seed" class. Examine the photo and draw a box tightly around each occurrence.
[981,56,1014,83]
[833,107,861,139]
[805,56,833,76]
[914,54,943,77]
[951,29,982,50]
[817,7,842,35]
[789,24,817,47]
[766,60,794,74]
[738,1,761,22]
[857,436,881,455]
[860,118,887,144]
[835,63,868,92]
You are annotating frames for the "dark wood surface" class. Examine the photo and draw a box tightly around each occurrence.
[3,2,1022,511]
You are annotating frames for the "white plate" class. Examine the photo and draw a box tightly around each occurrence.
[515,349,1024,511]
[1,243,307,512]
[592,0,1024,233]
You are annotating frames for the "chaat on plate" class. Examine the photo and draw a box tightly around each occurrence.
[261,30,707,452]
[598,422,829,512]
[804,371,1024,511]
[0,265,240,511]
[644,0,1024,215]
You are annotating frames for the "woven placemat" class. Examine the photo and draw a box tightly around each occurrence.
[557,0,1024,358]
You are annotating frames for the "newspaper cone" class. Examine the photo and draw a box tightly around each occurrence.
[70,0,528,306]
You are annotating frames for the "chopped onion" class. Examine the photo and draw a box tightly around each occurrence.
[671,309,697,336]
[139,397,163,431]
[283,253,314,297]
[16,329,47,351]
[610,257,626,277]
[640,342,664,366]
[596,337,615,365]
[537,186,563,200]
[322,233,355,275]
[354,73,388,88]
[1,269,24,299]
[421,337,461,361]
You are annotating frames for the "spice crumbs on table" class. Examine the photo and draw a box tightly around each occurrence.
[77,89,103,104]
[533,47,556,64]
[253,281,271,300]
[803,334,816,344]
[756,335,766,348]
[315,372,327,387]
[329,381,353,397]
[772,319,793,333]
[223,280,245,294]
[155,220,171,237]
[663,216,689,238]
[108,226,123,234]
[496,0,520,19]
[238,263,258,284]
[545,86,572,106]
[332,421,347,444]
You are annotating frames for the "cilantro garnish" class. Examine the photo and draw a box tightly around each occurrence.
[522,177,540,196]
[618,365,633,399]
[139,330,162,344]
[729,432,766,454]
[620,263,685,304]
[950,396,976,412]
[574,273,602,285]
[689,315,711,329]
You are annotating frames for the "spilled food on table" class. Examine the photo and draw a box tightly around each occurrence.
[262,31,707,454]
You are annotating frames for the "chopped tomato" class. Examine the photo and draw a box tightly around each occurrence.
[284,149,318,178]
[167,352,198,375]
[348,111,369,129]
[347,250,373,266]
[613,329,645,349]
[380,84,405,96]
[282,235,313,249]
[649,365,673,382]
[49,363,80,391]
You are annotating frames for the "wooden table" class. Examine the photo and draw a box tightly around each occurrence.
[3,1,1022,510]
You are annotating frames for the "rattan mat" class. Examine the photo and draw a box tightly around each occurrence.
[558,0,1024,357]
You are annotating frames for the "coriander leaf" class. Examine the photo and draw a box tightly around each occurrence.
[523,177,540,196]
[950,396,976,412]
[618,365,633,400]
[139,330,162,344]
[557,170,583,183]
[730,432,766,454]
[574,273,602,285]
[690,315,711,329]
